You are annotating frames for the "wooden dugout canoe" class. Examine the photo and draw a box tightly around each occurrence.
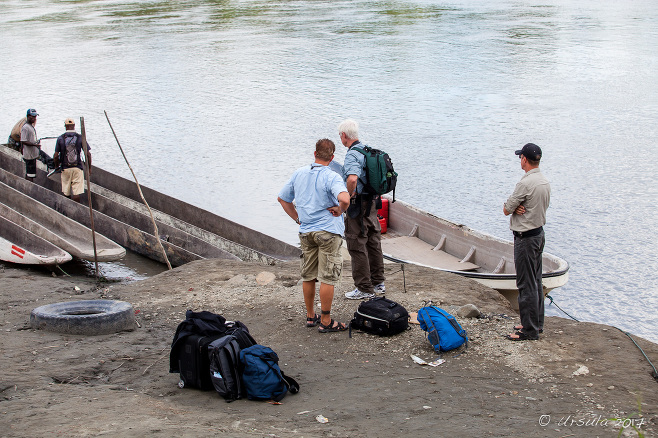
[0,215,72,265]
[0,180,126,262]
[0,143,301,267]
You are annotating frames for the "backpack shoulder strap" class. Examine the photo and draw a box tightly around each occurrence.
[351,146,365,155]
[281,371,299,394]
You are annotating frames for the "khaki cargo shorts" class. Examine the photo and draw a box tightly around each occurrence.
[61,167,85,196]
[299,230,343,286]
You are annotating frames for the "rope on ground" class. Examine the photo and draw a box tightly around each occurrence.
[56,265,71,277]
[383,254,408,293]
[385,264,407,293]
[546,294,658,382]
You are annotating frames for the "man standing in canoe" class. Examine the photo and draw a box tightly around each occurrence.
[20,109,41,182]
[278,139,351,333]
[338,119,386,300]
[53,118,91,202]
[503,143,551,341]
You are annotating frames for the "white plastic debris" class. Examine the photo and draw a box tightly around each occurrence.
[572,365,589,376]
[410,355,428,365]
[316,415,329,424]
[428,358,446,367]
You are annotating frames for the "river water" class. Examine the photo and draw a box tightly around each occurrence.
[1,0,656,343]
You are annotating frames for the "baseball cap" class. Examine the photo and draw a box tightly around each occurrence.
[26,109,39,117]
[64,118,75,125]
[515,143,542,161]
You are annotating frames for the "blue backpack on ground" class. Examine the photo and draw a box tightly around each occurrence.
[239,345,300,402]
[417,306,468,353]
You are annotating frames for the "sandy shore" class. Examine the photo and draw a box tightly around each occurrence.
[1,258,656,437]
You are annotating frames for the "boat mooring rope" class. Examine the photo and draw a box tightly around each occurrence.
[547,294,658,382]
[386,262,407,293]
[56,265,71,277]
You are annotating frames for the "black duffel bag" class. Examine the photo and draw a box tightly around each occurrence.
[349,296,409,337]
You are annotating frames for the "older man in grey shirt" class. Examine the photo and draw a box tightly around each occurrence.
[503,143,551,341]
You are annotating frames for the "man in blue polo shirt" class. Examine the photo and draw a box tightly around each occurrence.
[278,139,351,333]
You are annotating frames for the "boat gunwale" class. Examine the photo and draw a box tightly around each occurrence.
[383,195,570,278]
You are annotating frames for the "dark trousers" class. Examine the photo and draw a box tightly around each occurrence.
[344,197,385,294]
[514,231,545,337]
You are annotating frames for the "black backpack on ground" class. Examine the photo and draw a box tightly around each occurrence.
[170,310,255,391]
[226,323,257,349]
[349,296,409,337]
[208,335,245,402]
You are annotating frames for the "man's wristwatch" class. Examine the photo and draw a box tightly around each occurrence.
[295,217,301,225]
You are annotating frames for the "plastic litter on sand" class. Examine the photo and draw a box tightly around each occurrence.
[410,355,428,365]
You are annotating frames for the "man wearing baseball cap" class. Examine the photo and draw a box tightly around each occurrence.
[53,117,91,202]
[503,143,551,341]
[20,109,41,181]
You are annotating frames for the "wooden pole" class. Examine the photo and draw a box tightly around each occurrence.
[80,117,99,279]
[104,110,172,270]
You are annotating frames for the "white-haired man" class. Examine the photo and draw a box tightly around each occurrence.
[338,119,386,300]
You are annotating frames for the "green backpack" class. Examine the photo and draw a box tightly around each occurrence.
[352,145,398,201]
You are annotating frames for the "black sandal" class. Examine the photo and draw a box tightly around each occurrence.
[506,331,539,341]
[306,314,320,327]
[318,319,348,333]
[513,325,543,334]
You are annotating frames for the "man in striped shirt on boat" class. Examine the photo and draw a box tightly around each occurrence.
[503,143,551,341]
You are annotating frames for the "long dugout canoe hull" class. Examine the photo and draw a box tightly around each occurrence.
[0,144,301,265]
[88,166,301,262]
[0,215,72,265]
[0,167,211,267]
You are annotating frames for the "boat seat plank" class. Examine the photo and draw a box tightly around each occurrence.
[381,236,479,271]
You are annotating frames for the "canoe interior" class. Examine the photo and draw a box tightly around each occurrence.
[0,215,72,264]
[384,196,568,277]
[0,180,125,262]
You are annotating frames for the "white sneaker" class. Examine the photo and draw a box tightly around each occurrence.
[374,283,386,294]
[345,288,375,300]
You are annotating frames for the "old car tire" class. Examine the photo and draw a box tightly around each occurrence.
[30,300,136,335]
